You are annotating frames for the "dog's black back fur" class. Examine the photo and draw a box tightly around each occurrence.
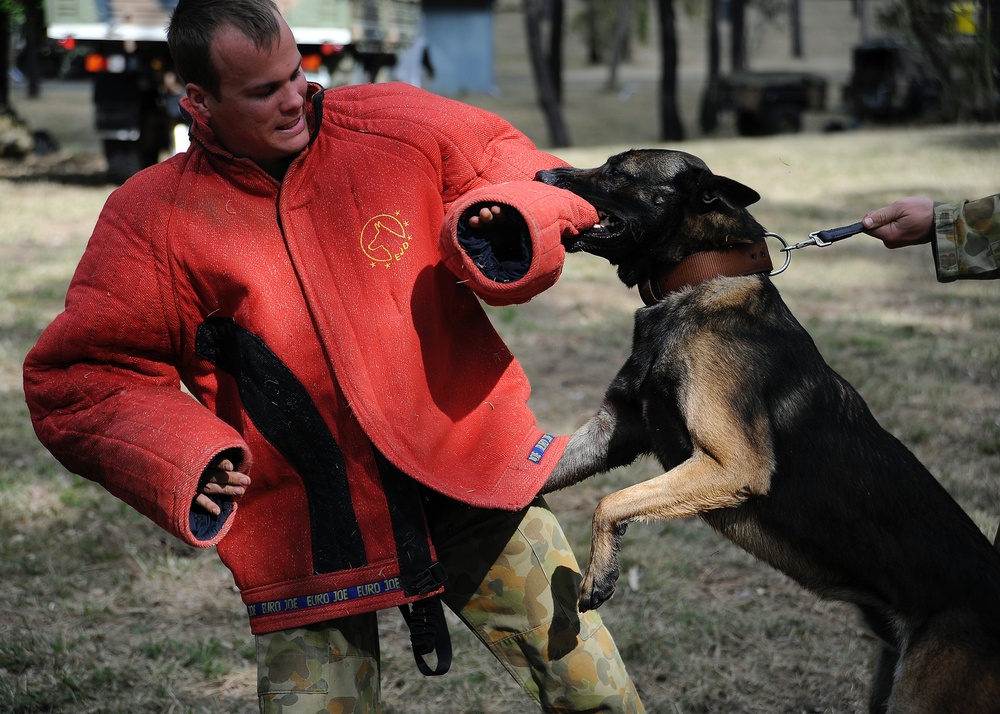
[538,149,1000,713]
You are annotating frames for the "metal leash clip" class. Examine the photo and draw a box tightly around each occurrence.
[781,221,865,252]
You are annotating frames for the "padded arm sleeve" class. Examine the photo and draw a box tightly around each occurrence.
[23,185,251,547]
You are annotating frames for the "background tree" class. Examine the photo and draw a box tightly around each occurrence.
[607,0,633,89]
[880,0,998,121]
[0,0,42,109]
[656,0,684,139]
[525,0,571,146]
[699,0,722,133]
[730,0,747,71]
[790,0,802,58]
[0,0,14,110]
[584,0,600,63]
[21,0,44,98]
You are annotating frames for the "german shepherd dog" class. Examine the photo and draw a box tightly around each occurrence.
[536,149,1000,713]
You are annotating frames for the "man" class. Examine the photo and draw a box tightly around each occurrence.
[22,1,645,712]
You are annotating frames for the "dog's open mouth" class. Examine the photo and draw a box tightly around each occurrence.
[567,209,623,252]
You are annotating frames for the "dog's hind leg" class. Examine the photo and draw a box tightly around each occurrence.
[888,613,1000,714]
[578,451,764,611]
[858,605,899,714]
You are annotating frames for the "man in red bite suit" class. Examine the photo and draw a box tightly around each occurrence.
[22,0,645,711]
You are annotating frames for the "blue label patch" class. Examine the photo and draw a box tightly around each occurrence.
[528,433,555,464]
[246,576,402,619]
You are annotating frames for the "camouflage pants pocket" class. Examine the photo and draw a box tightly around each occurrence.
[257,612,382,714]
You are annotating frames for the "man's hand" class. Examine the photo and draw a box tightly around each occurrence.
[466,204,518,235]
[862,196,935,249]
[196,456,249,516]
[463,202,527,266]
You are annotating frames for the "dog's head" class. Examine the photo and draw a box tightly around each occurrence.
[536,149,765,287]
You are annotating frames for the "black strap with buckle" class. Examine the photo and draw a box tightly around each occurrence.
[399,594,453,676]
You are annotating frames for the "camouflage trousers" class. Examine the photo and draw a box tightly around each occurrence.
[257,496,644,714]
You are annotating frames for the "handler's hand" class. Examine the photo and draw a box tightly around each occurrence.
[467,204,516,232]
[464,202,525,260]
[196,456,249,516]
[862,196,934,249]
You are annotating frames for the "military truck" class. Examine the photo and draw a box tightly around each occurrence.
[719,70,828,137]
[45,0,421,182]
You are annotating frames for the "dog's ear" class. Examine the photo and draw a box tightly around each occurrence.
[697,174,761,211]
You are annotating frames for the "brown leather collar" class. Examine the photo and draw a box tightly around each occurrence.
[637,239,773,306]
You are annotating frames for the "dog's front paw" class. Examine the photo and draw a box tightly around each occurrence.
[578,563,619,612]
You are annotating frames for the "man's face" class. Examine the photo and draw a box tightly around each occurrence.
[187,14,309,172]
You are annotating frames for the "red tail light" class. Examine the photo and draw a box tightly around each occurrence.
[84,53,108,73]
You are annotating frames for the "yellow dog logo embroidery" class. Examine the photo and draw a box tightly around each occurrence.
[361,212,411,268]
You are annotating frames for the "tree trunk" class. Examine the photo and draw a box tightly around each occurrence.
[856,0,870,43]
[988,0,1000,119]
[699,0,722,133]
[25,0,47,98]
[607,0,632,89]
[549,0,564,103]
[524,0,571,147]
[0,9,11,110]
[657,0,684,140]
[586,0,600,64]
[730,0,747,71]
[790,0,803,58]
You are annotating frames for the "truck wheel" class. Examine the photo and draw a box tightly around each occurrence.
[761,105,802,134]
[735,111,764,137]
[104,140,144,184]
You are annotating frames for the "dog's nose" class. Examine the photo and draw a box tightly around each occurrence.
[535,169,558,185]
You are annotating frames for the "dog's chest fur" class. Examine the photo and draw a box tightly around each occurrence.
[627,275,891,589]
[630,275,816,434]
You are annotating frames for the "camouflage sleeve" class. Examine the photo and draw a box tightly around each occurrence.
[931,195,1000,281]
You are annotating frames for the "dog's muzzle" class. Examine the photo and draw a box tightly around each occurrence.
[534,169,559,185]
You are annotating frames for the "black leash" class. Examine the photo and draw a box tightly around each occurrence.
[766,222,866,276]
[781,221,866,252]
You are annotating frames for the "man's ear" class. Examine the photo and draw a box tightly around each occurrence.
[186,83,213,119]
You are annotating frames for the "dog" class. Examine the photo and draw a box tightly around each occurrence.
[536,149,1000,713]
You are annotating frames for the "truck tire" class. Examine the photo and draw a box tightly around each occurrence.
[735,110,765,137]
[761,104,802,134]
[736,105,802,136]
[104,139,144,184]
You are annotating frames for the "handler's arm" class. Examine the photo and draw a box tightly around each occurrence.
[930,195,1000,282]
[863,194,1000,281]
[384,86,598,303]
[23,188,251,546]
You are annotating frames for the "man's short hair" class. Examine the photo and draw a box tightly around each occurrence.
[167,0,281,98]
